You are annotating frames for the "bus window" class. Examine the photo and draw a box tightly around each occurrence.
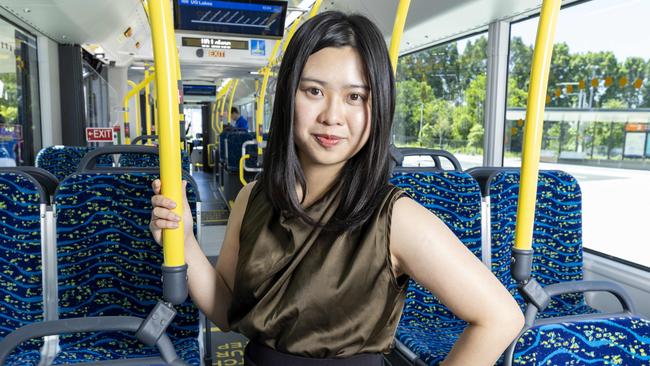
[504,0,650,267]
[0,16,41,166]
[394,32,488,169]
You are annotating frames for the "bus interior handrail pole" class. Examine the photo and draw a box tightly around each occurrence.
[124,74,156,144]
[388,0,411,75]
[227,79,240,127]
[255,0,323,155]
[148,0,187,305]
[145,68,153,140]
[512,0,561,275]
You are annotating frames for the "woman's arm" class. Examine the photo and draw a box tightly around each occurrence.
[390,197,524,366]
[150,180,255,331]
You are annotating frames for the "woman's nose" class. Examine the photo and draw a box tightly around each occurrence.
[318,97,345,126]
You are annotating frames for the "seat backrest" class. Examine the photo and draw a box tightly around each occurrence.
[36,146,113,181]
[390,171,482,325]
[4,167,59,205]
[54,172,201,364]
[0,170,47,364]
[220,131,256,172]
[118,150,191,172]
[486,170,588,316]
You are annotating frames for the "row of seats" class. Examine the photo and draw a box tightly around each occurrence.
[218,131,258,173]
[36,145,191,181]
[0,150,204,364]
[389,149,650,365]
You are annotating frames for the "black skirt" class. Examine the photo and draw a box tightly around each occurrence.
[244,341,385,366]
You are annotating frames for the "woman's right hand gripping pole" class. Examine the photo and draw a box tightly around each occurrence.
[150,179,194,245]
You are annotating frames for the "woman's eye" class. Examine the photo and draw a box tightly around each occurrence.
[349,93,366,103]
[308,88,322,96]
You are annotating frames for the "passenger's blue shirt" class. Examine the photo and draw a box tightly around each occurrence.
[234,116,249,130]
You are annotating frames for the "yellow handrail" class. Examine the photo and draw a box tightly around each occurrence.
[148,0,184,270]
[283,16,303,54]
[123,74,155,144]
[514,0,561,251]
[239,154,250,186]
[144,68,153,140]
[255,0,322,154]
[218,80,234,131]
[126,81,139,143]
[226,79,240,127]
[308,0,322,18]
[388,0,411,75]
[211,103,218,137]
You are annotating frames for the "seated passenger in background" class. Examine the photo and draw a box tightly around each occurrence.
[151,11,524,366]
[231,107,249,131]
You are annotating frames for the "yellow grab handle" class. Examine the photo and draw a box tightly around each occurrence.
[514,0,561,251]
[239,154,251,186]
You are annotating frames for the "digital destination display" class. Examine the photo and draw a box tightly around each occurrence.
[174,0,287,39]
[182,36,249,50]
[183,84,217,96]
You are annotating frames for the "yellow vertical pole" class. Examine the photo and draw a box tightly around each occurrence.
[153,82,158,135]
[148,0,185,280]
[227,79,240,127]
[145,68,153,140]
[219,93,228,130]
[388,0,411,75]
[255,0,323,154]
[123,84,131,145]
[215,98,221,132]
[514,0,561,251]
[127,81,142,140]
[211,102,218,136]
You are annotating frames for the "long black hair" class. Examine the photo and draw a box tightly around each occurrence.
[261,11,396,231]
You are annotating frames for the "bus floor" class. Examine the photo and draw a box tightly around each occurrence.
[193,170,230,226]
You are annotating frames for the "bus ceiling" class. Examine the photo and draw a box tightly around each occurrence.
[1,0,586,70]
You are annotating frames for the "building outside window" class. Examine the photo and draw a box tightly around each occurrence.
[394,32,488,169]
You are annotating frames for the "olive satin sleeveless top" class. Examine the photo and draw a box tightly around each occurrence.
[227,183,409,358]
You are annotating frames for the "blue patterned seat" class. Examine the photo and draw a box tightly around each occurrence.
[485,170,595,318]
[36,146,113,181]
[53,172,202,364]
[118,150,191,172]
[390,171,482,365]
[0,170,47,366]
[219,131,257,172]
[477,169,650,365]
[513,316,650,365]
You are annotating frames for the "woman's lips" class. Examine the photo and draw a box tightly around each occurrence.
[313,134,342,148]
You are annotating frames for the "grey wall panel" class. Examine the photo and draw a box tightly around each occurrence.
[38,35,62,147]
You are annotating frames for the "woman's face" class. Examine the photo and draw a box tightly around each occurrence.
[293,46,371,171]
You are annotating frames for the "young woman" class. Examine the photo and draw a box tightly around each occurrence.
[150,11,524,366]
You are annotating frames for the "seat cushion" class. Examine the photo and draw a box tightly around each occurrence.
[513,316,650,365]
